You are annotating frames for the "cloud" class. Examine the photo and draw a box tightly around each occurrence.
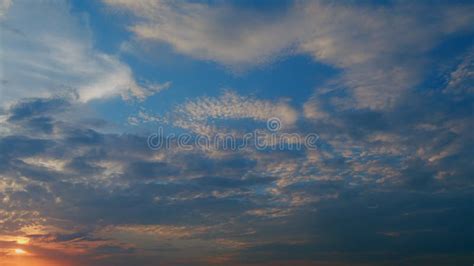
[0,91,473,265]
[444,47,474,96]
[171,90,298,135]
[101,224,209,239]
[1,1,474,262]
[104,0,302,67]
[0,1,168,107]
[0,0,11,18]
[104,0,474,109]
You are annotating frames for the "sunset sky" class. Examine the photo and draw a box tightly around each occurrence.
[0,0,473,265]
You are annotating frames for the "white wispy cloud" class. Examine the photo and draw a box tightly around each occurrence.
[104,0,474,109]
[104,0,302,67]
[0,0,11,18]
[444,47,474,96]
[0,1,168,107]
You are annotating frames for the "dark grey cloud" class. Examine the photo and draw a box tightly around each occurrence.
[7,97,69,122]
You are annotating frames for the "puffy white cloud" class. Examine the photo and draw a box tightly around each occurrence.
[177,90,297,124]
[0,1,167,107]
[172,90,298,135]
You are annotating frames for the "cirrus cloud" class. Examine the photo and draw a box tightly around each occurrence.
[0,0,169,108]
[104,0,474,109]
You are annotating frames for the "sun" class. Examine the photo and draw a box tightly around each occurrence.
[16,237,30,245]
[14,248,27,255]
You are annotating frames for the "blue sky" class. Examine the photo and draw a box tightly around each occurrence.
[0,0,473,265]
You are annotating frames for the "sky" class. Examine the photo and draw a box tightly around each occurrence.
[0,0,473,265]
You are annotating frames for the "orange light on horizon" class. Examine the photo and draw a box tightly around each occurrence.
[0,235,30,244]
[16,237,30,244]
[14,248,27,255]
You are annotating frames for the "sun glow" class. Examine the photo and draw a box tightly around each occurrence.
[16,237,30,244]
[14,248,27,255]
